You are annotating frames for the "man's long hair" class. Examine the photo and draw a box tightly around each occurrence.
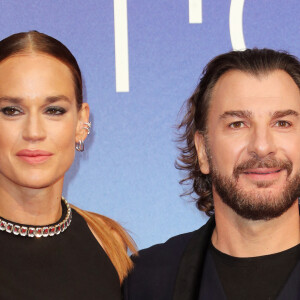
[175,48,300,217]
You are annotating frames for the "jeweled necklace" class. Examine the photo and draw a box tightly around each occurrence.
[0,197,72,238]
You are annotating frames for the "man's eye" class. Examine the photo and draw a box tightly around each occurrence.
[1,106,22,116]
[229,121,245,129]
[275,120,291,128]
[45,106,66,115]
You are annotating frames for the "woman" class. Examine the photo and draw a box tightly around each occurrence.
[0,31,136,299]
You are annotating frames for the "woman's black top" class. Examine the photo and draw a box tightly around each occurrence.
[0,206,121,300]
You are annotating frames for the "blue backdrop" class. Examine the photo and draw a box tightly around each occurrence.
[1,0,299,249]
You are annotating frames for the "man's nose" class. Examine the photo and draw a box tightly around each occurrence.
[22,113,46,142]
[247,126,276,158]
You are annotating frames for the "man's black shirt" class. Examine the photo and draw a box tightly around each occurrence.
[210,241,300,300]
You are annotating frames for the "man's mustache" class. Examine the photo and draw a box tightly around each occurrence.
[233,157,293,179]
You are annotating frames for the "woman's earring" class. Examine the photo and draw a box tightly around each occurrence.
[75,140,84,152]
[76,122,90,152]
[83,122,92,135]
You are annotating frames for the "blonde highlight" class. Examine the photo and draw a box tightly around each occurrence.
[72,206,137,283]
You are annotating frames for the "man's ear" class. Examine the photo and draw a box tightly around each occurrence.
[75,103,90,142]
[194,131,210,174]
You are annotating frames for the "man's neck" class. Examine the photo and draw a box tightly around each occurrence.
[212,198,300,257]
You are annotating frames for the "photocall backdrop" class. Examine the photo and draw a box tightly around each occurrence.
[1,0,299,249]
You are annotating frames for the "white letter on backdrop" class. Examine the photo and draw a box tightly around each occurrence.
[189,0,202,23]
[114,0,130,92]
[229,0,246,50]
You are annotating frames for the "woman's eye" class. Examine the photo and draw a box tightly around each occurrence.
[45,106,66,115]
[229,121,245,129]
[1,106,22,116]
[275,120,291,128]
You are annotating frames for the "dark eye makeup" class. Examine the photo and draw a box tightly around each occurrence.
[0,105,67,117]
[0,106,23,116]
[44,106,67,115]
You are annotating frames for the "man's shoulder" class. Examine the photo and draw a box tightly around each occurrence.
[134,230,195,265]
[123,230,198,300]
[123,219,214,300]
[134,217,213,266]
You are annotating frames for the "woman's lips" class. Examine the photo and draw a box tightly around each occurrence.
[16,150,53,164]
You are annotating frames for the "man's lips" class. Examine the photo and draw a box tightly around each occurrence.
[241,168,283,181]
[16,150,53,164]
[243,168,282,175]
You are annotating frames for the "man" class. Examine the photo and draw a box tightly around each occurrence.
[124,49,300,300]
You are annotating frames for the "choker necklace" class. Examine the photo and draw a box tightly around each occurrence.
[0,197,72,238]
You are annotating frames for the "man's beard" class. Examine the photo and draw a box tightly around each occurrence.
[209,156,300,221]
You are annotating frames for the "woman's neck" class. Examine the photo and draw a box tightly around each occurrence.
[0,177,64,226]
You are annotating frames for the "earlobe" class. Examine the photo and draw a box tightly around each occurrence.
[194,131,210,174]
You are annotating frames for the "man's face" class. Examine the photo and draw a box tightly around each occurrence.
[195,70,300,220]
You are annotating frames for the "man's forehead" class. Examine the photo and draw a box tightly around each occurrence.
[209,70,300,114]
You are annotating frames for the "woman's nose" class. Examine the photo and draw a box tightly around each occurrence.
[22,114,46,142]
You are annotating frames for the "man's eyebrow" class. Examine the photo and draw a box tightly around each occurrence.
[219,110,252,119]
[272,109,299,119]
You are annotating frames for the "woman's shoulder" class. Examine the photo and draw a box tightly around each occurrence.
[71,205,137,283]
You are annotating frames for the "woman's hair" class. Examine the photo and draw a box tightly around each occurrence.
[0,31,83,109]
[176,48,300,217]
[73,207,137,283]
[0,31,136,282]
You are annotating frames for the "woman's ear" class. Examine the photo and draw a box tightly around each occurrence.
[75,103,90,142]
[194,131,210,174]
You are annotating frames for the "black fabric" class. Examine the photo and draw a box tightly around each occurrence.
[123,229,200,300]
[0,208,120,300]
[198,251,226,300]
[123,218,215,300]
[199,248,300,300]
[172,218,215,300]
[209,242,300,300]
[124,215,300,300]
[277,260,300,300]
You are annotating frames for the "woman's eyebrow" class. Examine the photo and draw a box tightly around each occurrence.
[0,95,72,104]
[0,96,22,104]
[45,95,72,104]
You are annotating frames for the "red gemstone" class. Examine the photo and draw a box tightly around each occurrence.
[55,225,61,234]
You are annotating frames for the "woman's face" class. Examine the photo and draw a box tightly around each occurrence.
[0,53,89,189]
